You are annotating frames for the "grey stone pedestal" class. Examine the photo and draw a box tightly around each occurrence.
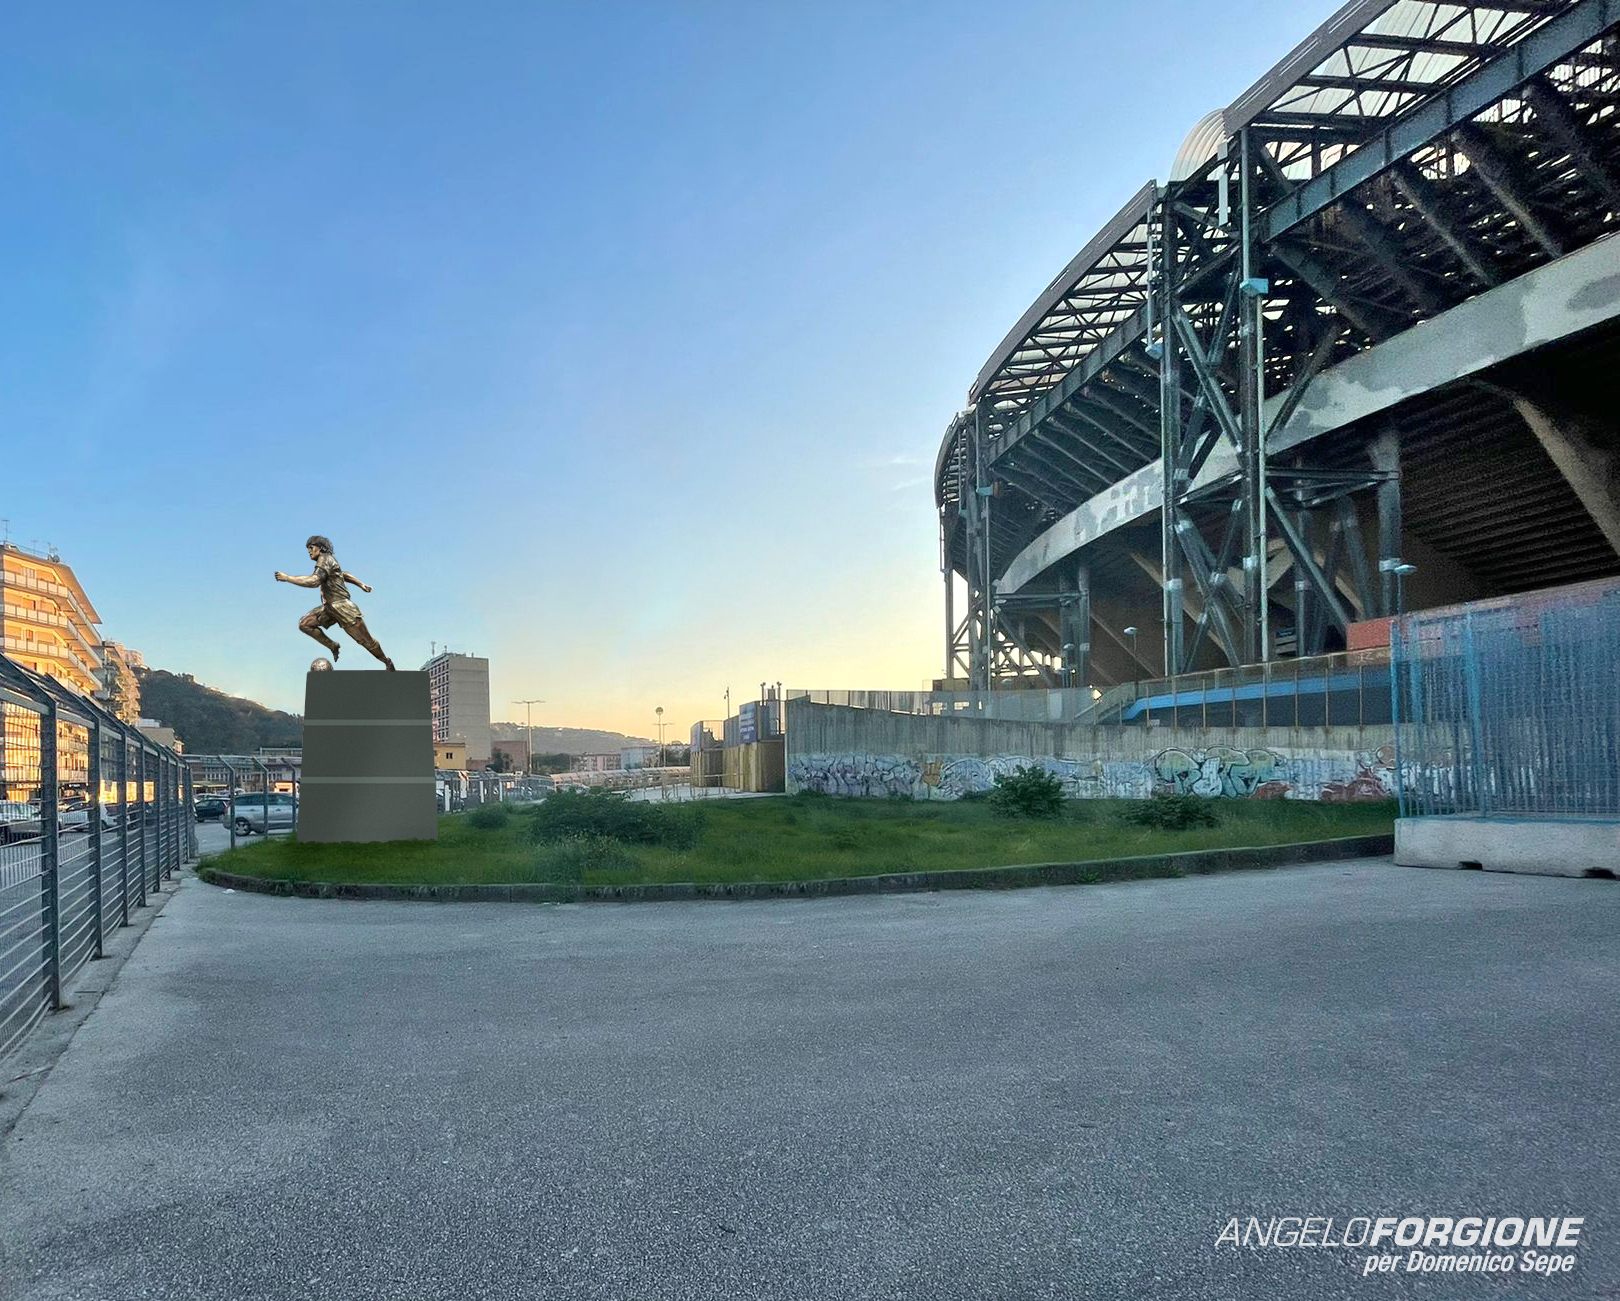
[299,671,438,843]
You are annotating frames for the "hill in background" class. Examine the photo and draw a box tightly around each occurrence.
[135,668,301,754]
[490,721,654,755]
[134,667,653,758]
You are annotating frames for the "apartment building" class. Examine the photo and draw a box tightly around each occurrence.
[422,651,491,769]
[98,640,143,723]
[1,542,104,698]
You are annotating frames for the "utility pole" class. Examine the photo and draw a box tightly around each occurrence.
[514,698,544,777]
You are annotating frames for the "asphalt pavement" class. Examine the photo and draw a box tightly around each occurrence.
[1,860,1616,1301]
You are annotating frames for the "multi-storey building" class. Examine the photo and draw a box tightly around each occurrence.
[1,543,107,800]
[422,651,491,770]
[98,640,143,723]
[1,542,104,698]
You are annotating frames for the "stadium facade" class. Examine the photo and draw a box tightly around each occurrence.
[936,0,1620,696]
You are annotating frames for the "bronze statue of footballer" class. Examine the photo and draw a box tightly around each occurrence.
[275,535,396,670]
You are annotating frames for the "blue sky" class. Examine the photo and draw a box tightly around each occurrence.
[1,0,1340,735]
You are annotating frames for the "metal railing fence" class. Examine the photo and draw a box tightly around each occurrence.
[1393,586,1620,818]
[785,687,1097,723]
[0,651,194,1063]
[787,654,1392,731]
[183,754,296,853]
[1086,650,1394,729]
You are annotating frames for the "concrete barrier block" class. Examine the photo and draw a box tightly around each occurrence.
[1395,815,1620,878]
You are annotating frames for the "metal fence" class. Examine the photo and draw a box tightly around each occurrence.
[1,652,195,1062]
[785,687,1096,723]
[787,658,1391,730]
[183,754,301,852]
[1085,650,1394,729]
[1392,585,1620,818]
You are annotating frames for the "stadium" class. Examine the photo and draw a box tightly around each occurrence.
[935,0,1620,715]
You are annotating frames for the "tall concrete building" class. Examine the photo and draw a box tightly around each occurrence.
[422,651,491,769]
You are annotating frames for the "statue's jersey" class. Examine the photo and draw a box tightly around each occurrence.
[315,554,363,625]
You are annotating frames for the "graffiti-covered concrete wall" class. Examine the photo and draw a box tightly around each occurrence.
[786,701,1398,801]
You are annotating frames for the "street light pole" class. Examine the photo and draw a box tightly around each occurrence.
[1123,625,1143,725]
[656,706,664,768]
[1393,563,1416,622]
[514,698,544,780]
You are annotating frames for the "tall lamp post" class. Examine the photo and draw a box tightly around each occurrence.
[655,706,665,768]
[1123,626,1140,693]
[513,698,544,782]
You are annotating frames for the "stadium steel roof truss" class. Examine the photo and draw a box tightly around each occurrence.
[939,0,1620,689]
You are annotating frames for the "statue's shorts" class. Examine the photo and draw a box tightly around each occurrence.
[304,599,364,629]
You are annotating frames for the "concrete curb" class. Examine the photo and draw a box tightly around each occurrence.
[194,834,1395,904]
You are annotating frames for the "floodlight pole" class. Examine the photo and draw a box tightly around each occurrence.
[514,699,544,778]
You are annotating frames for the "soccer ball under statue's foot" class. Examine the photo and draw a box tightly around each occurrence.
[311,658,333,672]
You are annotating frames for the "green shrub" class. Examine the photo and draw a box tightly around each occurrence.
[466,804,509,830]
[1122,793,1221,830]
[829,825,861,851]
[988,765,1065,819]
[527,833,632,884]
[522,790,705,849]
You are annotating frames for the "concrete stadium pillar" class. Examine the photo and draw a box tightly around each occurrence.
[1058,565,1092,689]
[1510,395,1620,561]
[1371,429,1403,616]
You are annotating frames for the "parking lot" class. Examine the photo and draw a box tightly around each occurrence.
[2,859,1617,1300]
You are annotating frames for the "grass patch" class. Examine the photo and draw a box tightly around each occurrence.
[201,795,1396,889]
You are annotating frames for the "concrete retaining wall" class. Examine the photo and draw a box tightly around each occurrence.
[786,701,1397,802]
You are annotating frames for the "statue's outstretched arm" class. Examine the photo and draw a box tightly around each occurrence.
[274,571,323,589]
[343,570,374,592]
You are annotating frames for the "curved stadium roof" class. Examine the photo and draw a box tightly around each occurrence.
[950,0,1567,458]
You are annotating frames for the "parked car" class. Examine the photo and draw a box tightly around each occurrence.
[231,793,298,836]
[0,801,42,844]
[194,796,229,823]
[58,802,117,834]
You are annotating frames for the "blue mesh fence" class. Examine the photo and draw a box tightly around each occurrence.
[1393,584,1620,818]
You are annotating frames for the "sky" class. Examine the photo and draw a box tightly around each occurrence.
[0,0,1341,736]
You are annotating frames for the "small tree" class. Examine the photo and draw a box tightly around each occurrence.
[1122,794,1220,830]
[988,765,1065,818]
